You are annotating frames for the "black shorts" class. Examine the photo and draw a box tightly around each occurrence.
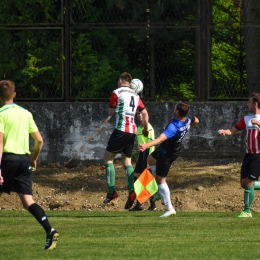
[241,153,260,180]
[150,147,178,177]
[0,153,33,195]
[135,150,149,174]
[106,129,136,158]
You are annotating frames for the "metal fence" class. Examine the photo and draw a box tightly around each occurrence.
[0,0,259,101]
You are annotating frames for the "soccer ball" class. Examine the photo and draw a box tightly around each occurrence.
[130,79,143,94]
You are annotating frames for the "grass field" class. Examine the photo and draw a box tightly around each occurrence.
[0,210,259,260]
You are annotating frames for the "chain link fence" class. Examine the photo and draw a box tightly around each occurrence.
[0,0,258,101]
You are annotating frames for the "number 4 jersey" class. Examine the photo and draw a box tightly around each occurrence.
[109,87,146,134]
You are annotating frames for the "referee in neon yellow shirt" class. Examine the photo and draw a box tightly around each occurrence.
[0,80,59,250]
[130,108,157,211]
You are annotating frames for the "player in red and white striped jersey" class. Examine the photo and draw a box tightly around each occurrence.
[218,93,260,217]
[103,72,149,210]
[109,86,145,134]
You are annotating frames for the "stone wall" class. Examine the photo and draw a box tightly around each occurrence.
[18,101,248,165]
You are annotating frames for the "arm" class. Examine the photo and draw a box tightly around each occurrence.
[140,109,149,137]
[218,127,238,136]
[251,118,260,127]
[138,133,167,152]
[0,132,3,185]
[108,107,115,116]
[30,131,43,171]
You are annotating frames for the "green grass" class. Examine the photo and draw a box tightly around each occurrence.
[0,210,260,260]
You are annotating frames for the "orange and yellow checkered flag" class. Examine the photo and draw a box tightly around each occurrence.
[134,169,158,204]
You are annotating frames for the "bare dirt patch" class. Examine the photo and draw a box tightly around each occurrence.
[1,160,259,213]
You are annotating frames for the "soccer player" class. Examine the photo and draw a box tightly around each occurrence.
[139,101,199,217]
[103,72,149,209]
[130,108,157,211]
[0,80,59,250]
[218,92,260,217]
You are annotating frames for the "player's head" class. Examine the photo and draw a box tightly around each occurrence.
[0,80,16,102]
[137,108,150,123]
[174,101,189,117]
[249,92,260,112]
[118,72,132,88]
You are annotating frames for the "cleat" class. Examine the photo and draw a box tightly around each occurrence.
[45,230,59,250]
[103,191,118,204]
[160,207,176,218]
[124,191,136,209]
[129,203,144,211]
[147,206,157,211]
[149,196,157,210]
[238,211,252,218]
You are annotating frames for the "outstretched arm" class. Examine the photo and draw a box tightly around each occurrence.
[138,133,167,152]
[218,127,238,136]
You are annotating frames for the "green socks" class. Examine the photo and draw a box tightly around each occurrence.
[125,165,135,193]
[244,185,254,213]
[105,163,116,194]
[106,164,135,194]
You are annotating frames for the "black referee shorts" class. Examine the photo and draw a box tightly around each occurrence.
[0,153,33,195]
[134,150,149,174]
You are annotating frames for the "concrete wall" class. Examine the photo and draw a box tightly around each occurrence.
[18,101,248,165]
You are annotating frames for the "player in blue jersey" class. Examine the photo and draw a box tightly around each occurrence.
[139,101,199,217]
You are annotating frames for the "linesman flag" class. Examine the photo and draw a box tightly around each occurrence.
[134,169,158,204]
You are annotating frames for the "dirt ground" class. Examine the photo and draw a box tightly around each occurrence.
[1,159,259,213]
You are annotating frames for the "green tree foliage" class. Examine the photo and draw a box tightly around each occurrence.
[0,0,62,99]
[210,0,247,99]
[97,0,197,101]
[0,0,250,100]
[71,0,144,98]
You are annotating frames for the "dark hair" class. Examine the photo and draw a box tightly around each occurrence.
[119,72,132,83]
[176,101,189,117]
[251,92,260,108]
[0,80,15,101]
[138,108,150,116]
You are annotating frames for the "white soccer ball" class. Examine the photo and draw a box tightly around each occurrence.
[130,79,143,94]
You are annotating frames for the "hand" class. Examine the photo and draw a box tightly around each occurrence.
[0,172,4,185]
[251,119,260,126]
[218,129,226,136]
[142,129,149,137]
[138,143,148,152]
[30,160,37,171]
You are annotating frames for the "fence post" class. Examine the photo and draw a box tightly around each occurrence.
[196,0,210,101]
[64,0,71,101]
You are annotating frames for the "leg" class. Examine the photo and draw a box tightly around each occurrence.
[103,150,118,202]
[148,196,157,211]
[130,170,144,211]
[19,194,59,250]
[147,154,156,167]
[122,154,136,209]
[238,178,254,217]
[122,154,135,193]
[156,176,176,217]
